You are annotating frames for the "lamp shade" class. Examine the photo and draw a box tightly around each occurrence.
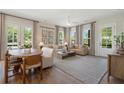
[39,42,44,46]
[64,42,68,45]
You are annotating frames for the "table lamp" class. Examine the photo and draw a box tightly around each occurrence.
[64,42,68,51]
[39,42,44,50]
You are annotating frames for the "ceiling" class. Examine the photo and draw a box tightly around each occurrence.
[0,9,124,27]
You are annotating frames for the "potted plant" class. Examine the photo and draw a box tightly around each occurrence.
[23,41,32,53]
[114,32,124,54]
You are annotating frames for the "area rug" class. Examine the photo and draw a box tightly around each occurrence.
[54,55,107,84]
[0,61,4,83]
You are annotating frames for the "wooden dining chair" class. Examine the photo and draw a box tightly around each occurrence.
[5,50,22,83]
[21,53,42,84]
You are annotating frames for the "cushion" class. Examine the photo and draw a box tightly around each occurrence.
[42,47,53,57]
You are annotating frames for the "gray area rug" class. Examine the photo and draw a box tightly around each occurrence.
[54,55,107,84]
[0,61,3,83]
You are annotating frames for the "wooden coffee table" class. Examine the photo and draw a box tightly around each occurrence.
[57,51,76,59]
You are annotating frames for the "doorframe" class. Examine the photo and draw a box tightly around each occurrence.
[6,22,34,49]
[98,23,116,57]
[5,22,21,49]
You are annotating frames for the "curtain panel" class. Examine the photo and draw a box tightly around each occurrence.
[33,21,38,48]
[90,23,95,55]
[0,14,6,60]
[55,25,59,45]
[76,25,79,45]
[0,14,1,60]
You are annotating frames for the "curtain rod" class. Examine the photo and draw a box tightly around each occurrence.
[80,21,96,26]
[0,12,39,22]
[56,21,96,28]
[66,21,96,28]
[40,26,55,29]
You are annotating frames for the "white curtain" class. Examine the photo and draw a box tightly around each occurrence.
[90,23,96,55]
[33,21,38,48]
[76,25,79,45]
[0,14,1,60]
[55,25,59,45]
[0,14,7,60]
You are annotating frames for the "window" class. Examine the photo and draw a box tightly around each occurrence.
[58,27,64,45]
[58,28,64,45]
[7,25,33,49]
[6,16,34,49]
[24,27,32,45]
[70,27,76,46]
[102,27,112,48]
[82,24,91,47]
[83,29,90,46]
[7,25,18,48]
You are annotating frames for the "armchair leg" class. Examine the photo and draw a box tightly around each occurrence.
[22,69,26,84]
[40,66,43,80]
[22,58,26,84]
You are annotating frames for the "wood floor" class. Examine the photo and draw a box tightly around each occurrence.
[0,62,124,84]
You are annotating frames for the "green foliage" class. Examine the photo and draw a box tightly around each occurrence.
[23,28,32,48]
[24,28,32,45]
[7,26,17,43]
[58,31,64,44]
[24,44,32,48]
[114,32,124,48]
[24,42,32,48]
[102,27,112,48]
[7,25,32,48]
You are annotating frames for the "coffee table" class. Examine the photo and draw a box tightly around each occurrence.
[57,51,76,59]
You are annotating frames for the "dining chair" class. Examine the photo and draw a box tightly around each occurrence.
[21,53,42,84]
[5,50,22,83]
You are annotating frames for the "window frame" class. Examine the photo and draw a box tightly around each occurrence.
[6,23,33,49]
[82,24,91,47]
[6,23,19,49]
[101,27,112,48]
[70,27,77,46]
[83,29,91,47]
[23,26,33,46]
[58,27,65,45]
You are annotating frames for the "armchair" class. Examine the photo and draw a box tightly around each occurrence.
[42,47,54,69]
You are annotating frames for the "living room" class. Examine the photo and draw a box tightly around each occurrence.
[0,9,124,84]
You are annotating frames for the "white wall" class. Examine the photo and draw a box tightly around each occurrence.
[35,22,56,48]
[95,14,124,56]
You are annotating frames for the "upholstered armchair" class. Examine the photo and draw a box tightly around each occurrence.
[42,47,54,69]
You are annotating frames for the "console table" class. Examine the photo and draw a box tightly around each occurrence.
[108,54,124,83]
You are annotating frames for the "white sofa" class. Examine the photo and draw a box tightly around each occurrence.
[42,47,54,69]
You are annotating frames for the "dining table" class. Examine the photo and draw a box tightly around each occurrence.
[4,48,42,83]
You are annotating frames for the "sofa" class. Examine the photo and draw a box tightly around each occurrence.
[42,47,54,69]
[69,45,88,56]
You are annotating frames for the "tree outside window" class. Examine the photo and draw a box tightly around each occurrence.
[24,27,32,46]
[102,27,112,48]
[83,29,90,47]
[70,30,76,45]
[7,25,18,48]
[58,31,64,45]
